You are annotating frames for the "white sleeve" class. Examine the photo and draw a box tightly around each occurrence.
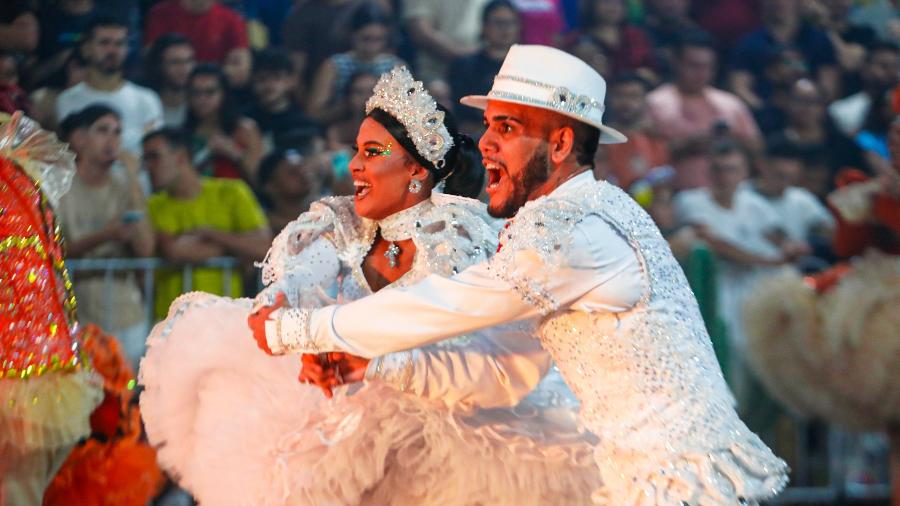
[264,215,644,357]
[254,236,341,310]
[366,323,552,410]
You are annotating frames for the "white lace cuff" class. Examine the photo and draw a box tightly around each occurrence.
[364,351,416,392]
[264,308,320,355]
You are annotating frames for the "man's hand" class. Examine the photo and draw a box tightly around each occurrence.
[298,352,370,398]
[247,292,287,355]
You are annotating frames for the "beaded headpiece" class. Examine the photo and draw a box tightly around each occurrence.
[366,66,454,169]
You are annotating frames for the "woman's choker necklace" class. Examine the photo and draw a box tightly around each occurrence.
[374,198,433,267]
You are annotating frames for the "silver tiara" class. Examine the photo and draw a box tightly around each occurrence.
[366,66,454,168]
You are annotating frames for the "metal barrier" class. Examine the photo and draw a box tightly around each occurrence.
[65,256,243,329]
[62,256,891,505]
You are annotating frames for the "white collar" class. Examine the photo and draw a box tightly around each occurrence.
[374,197,434,242]
[550,170,595,197]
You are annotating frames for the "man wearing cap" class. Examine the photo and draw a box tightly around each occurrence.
[250,45,788,504]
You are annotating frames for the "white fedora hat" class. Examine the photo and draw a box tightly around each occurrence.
[461,44,627,144]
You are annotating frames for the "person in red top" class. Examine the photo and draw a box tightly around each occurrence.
[144,0,250,65]
[596,72,669,190]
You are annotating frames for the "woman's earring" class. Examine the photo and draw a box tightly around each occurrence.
[408,179,423,194]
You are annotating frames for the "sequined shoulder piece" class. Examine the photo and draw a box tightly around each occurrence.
[486,192,583,315]
[259,196,361,286]
[486,179,651,314]
[407,195,499,278]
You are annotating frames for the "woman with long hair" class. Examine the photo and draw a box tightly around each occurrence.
[183,63,263,185]
[140,67,598,505]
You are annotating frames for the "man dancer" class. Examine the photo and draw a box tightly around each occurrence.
[250,46,788,504]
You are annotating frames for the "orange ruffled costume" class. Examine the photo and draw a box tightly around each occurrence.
[44,325,165,506]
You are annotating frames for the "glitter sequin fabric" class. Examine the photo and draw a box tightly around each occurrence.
[0,113,102,456]
[141,193,601,505]
[491,179,789,505]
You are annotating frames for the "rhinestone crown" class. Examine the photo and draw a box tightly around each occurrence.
[366,66,454,169]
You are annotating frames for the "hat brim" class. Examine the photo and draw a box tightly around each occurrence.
[460,95,628,144]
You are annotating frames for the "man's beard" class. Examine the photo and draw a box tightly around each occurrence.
[488,144,550,218]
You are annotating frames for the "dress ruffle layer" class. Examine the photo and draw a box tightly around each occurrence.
[0,369,103,453]
[140,294,600,505]
[594,436,788,506]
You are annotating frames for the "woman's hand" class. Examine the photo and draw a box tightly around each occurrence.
[247,292,287,355]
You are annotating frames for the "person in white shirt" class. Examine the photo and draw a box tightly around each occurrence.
[56,16,163,158]
[828,41,899,136]
[746,140,835,255]
[250,45,788,504]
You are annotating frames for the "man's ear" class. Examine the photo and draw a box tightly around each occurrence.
[548,124,576,165]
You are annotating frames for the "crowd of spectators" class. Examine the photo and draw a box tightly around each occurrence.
[0,0,897,497]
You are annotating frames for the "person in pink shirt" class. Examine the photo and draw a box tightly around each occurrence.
[647,30,762,189]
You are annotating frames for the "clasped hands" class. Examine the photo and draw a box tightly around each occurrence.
[248,292,370,398]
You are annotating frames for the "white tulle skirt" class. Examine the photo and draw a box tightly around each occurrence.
[139,293,601,506]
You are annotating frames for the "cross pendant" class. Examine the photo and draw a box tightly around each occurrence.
[384,242,401,268]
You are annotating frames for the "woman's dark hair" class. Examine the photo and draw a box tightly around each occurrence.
[368,104,484,198]
[184,63,241,135]
[350,1,393,32]
[482,0,518,24]
[144,33,192,92]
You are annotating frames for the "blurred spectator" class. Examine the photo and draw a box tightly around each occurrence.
[281,0,363,87]
[144,0,250,68]
[767,78,865,177]
[597,72,669,190]
[56,16,164,158]
[258,145,329,234]
[31,0,98,87]
[642,0,698,80]
[184,63,263,184]
[567,34,611,77]
[854,89,896,175]
[729,0,839,109]
[803,0,877,93]
[56,105,154,368]
[746,140,835,258]
[306,2,404,124]
[142,127,271,319]
[509,0,563,45]
[847,0,900,44]
[239,0,294,46]
[326,71,378,150]
[0,52,31,115]
[797,147,834,202]
[750,46,810,132]
[144,34,197,127]
[28,50,87,131]
[647,30,762,189]
[247,48,320,152]
[448,0,521,134]
[674,139,788,377]
[0,0,38,54]
[404,0,492,81]
[829,42,900,137]
[564,0,657,82]
[690,0,761,51]
[223,41,255,105]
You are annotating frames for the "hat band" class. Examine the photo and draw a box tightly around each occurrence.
[491,74,604,118]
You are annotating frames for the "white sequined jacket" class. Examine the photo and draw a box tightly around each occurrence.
[263,172,789,504]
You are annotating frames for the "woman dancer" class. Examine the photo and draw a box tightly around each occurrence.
[140,67,598,505]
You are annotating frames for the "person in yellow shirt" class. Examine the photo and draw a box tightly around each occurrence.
[142,127,271,319]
